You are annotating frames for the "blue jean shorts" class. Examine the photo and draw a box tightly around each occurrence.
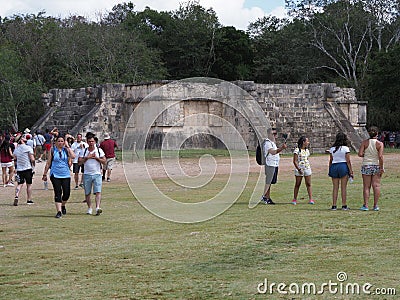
[83,174,102,195]
[329,162,349,178]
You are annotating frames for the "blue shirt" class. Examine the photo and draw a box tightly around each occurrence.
[50,147,71,178]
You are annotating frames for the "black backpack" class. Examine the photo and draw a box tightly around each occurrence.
[255,139,268,165]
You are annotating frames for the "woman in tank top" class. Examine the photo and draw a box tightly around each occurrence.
[358,126,384,211]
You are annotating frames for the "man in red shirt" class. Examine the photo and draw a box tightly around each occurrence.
[99,133,118,182]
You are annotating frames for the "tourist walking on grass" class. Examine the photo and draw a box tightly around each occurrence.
[261,127,287,205]
[292,136,314,205]
[99,133,118,182]
[328,132,353,211]
[71,133,87,189]
[12,135,35,206]
[79,133,106,216]
[42,135,75,218]
[358,126,384,211]
[1,135,15,187]
[33,130,45,162]
[42,128,52,161]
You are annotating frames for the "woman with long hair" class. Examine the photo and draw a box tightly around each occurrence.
[292,136,314,205]
[42,134,75,218]
[328,132,353,210]
[358,126,384,211]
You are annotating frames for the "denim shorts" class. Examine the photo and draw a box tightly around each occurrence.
[361,165,380,175]
[83,174,102,195]
[329,162,349,178]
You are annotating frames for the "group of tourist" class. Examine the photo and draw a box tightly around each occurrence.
[261,126,384,211]
[0,128,118,218]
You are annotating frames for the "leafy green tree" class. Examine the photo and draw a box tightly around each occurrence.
[363,44,400,130]
[210,26,253,81]
[165,1,220,79]
[248,16,321,83]
[0,45,43,131]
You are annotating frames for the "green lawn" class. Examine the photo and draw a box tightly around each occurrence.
[0,153,399,299]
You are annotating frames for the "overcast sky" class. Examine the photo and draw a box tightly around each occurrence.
[0,0,287,30]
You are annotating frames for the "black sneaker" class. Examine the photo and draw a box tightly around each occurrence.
[261,196,275,205]
[266,199,275,205]
[13,197,18,206]
[61,206,67,215]
[27,200,34,205]
[96,208,102,216]
[341,205,350,211]
[331,205,337,211]
[55,211,62,218]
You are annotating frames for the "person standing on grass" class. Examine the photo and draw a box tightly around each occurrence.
[358,126,384,211]
[12,135,35,206]
[79,133,106,216]
[42,135,75,218]
[42,128,52,161]
[99,133,118,182]
[260,127,287,205]
[1,135,15,187]
[292,136,314,205]
[33,130,45,162]
[328,132,353,211]
[71,133,87,189]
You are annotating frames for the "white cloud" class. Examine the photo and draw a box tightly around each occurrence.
[0,0,287,30]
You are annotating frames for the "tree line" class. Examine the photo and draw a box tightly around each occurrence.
[0,0,399,132]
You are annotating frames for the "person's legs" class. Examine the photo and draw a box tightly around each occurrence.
[263,184,271,198]
[304,175,313,201]
[7,165,14,185]
[371,174,381,208]
[92,174,103,214]
[362,174,372,207]
[26,184,33,202]
[339,176,348,206]
[50,175,63,213]
[2,167,7,186]
[74,172,79,187]
[293,176,303,200]
[61,177,71,214]
[331,178,339,207]
[15,183,23,201]
[83,174,92,212]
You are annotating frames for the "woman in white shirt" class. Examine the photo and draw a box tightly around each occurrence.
[328,132,353,210]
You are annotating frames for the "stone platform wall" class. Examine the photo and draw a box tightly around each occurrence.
[34,80,367,153]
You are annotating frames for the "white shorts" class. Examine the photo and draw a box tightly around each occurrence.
[1,162,14,168]
[104,157,115,170]
[294,168,312,177]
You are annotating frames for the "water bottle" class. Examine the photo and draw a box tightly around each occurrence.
[44,181,48,190]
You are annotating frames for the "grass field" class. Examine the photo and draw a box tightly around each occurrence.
[0,152,399,299]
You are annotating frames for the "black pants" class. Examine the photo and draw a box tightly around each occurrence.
[50,175,71,203]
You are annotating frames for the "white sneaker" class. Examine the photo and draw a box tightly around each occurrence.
[86,208,93,215]
[7,182,15,187]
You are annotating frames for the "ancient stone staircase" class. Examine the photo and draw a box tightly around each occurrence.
[32,87,100,135]
[324,101,363,151]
